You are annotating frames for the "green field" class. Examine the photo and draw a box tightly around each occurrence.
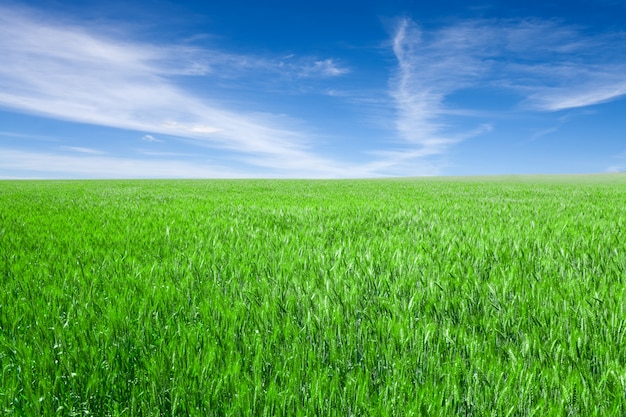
[2,176,626,415]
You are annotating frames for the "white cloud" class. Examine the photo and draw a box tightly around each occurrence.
[524,79,626,111]
[493,24,626,111]
[0,5,354,177]
[0,148,247,178]
[136,150,194,157]
[141,134,163,143]
[389,18,626,160]
[299,59,350,78]
[0,131,61,141]
[0,146,417,178]
[60,146,104,154]
[390,19,493,156]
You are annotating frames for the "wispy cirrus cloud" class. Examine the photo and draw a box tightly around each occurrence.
[0,148,247,179]
[0,5,352,177]
[0,130,61,141]
[390,18,496,159]
[60,146,105,154]
[1,146,409,179]
[389,18,626,159]
[141,134,163,143]
[161,47,350,81]
[298,59,350,78]
[524,75,626,111]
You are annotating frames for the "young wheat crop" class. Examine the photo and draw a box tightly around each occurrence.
[1,176,625,415]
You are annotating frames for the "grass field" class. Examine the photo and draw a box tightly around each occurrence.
[1,176,626,415]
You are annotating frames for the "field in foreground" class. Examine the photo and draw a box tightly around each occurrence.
[1,175,626,415]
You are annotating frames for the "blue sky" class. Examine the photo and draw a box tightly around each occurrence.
[1,0,626,178]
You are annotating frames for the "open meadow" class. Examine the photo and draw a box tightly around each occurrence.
[1,175,626,415]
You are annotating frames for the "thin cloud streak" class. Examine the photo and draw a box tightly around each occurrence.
[0,148,247,179]
[526,79,626,111]
[142,134,163,143]
[60,146,105,154]
[0,131,62,141]
[1,147,400,179]
[298,59,350,78]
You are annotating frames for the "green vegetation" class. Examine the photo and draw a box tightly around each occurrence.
[1,176,626,415]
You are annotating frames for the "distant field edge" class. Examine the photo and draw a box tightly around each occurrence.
[1,172,626,183]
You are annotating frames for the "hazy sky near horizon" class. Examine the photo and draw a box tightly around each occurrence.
[2,0,626,178]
